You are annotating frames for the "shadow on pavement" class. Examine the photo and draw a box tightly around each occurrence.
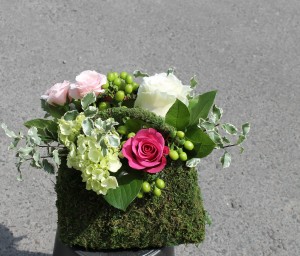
[0,224,51,256]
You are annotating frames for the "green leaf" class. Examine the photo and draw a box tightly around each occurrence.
[63,110,79,121]
[199,120,215,131]
[104,118,119,131]
[133,70,149,78]
[242,123,250,136]
[27,127,42,145]
[165,99,190,131]
[9,137,22,150]
[167,67,175,75]
[24,119,57,130]
[104,172,143,211]
[33,151,41,167]
[84,106,98,117]
[186,158,201,168]
[15,158,24,181]
[207,130,223,147]
[94,118,105,132]
[107,134,120,148]
[185,125,216,158]
[41,99,67,118]
[1,123,18,138]
[42,159,55,174]
[82,118,93,136]
[236,135,246,145]
[220,151,231,168]
[43,128,57,141]
[222,123,238,135]
[222,136,231,144]
[93,118,118,134]
[190,76,198,88]
[211,104,223,123]
[17,146,34,157]
[52,149,61,165]
[189,91,217,126]
[24,118,58,141]
[125,119,145,133]
[81,92,96,110]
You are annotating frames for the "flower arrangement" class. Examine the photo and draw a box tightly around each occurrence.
[2,68,250,250]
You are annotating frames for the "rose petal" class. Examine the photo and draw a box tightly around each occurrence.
[128,157,147,170]
[122,139,145,170]
[163,146,170,155]
[138,142,156,159]
[68,83,81,99]
[134,73,192,117]
[69,70,107,99]
[122,128,168,172]
[145,156,167,174]
[42,81,70,105]
[137,159,161,168]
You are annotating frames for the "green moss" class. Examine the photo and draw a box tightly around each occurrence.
[55,107,206,249]
[97,107,176,136]
[56,162,205,249]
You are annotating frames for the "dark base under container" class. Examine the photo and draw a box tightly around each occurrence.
[53,230,175,256]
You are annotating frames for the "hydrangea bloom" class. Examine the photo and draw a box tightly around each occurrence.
[58,115,122,195]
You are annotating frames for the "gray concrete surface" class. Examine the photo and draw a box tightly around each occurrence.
[0,0,299,255]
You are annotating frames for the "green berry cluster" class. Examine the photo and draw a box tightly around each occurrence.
[137,178,166,198]
[168,131,194,162]
[104,71,139,102]
[117,125,136,141]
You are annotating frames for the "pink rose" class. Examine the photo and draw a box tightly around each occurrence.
[122,128,170,174]
[41,80,70,106]
[69,70,107,99]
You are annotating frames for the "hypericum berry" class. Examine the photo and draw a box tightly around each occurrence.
[153,187,162,197]
[132,82,139,91]
[142,181,151,193]
[184,141,194,151]
[118,151,124,159]
[155,178,165,189]
[176,131,185,139]
[120,71,128,80]
[107,72,115,82]
[137,191,144,198]
[127,132,135,138]
[125,84,133,94]
[102,82,109,89]
[113,78,122,87]
[125,75,133,84]
[113,72,119,78]
[98,102,109,110]
[169,150,179,160]
[117,125,128,135]
[179,152,188,161]
[115,90,125,101]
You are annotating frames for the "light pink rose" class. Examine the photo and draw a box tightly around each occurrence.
[41,80,70,106]
[122,128,170,174]
[69,70,107,99]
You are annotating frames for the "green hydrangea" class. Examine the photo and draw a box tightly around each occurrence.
[58,115,122,195]
[58,113,85,148]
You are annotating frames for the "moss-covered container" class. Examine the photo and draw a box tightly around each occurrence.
[56,161,205,250]
[55,107,206,250]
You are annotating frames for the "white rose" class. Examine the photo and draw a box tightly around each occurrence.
[134,73,192,117]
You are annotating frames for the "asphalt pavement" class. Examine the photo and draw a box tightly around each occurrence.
[0,1,299,255]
